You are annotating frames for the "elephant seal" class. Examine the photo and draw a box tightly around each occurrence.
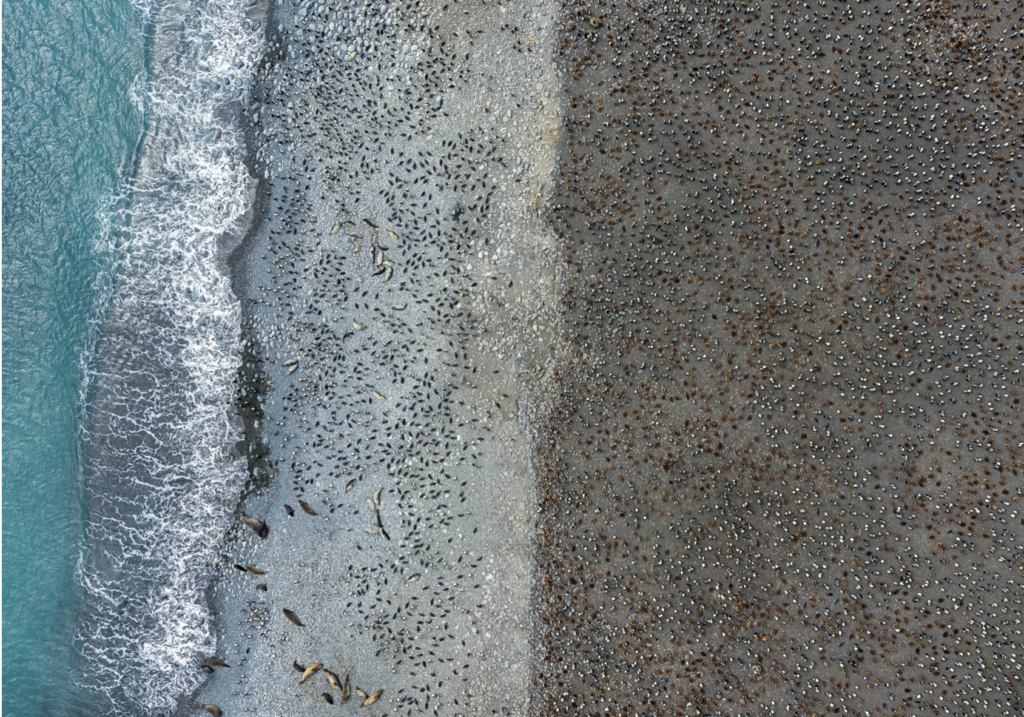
[240,513,268,539]
[324,669,341,690]
[361,688,383,707]
[299,663,323,684]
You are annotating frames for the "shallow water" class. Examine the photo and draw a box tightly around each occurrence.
[71,0,262,712]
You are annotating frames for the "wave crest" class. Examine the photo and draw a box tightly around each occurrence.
[73,0,262,713]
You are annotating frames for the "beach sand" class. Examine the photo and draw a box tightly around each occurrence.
[191,0,562,714]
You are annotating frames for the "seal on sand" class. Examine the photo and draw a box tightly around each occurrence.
[240,513,267,539]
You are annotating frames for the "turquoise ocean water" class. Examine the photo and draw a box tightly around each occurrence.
[3,0,143,713]
[3,0,262,713]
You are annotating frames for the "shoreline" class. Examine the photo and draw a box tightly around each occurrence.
[191,0,561,713]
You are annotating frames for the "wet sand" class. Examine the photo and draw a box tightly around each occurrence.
[532,1,1023,715]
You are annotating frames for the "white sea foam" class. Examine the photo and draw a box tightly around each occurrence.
[73,0,261,713]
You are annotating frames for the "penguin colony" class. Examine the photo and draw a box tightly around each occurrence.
[192,0,1024,714]
[196,0,561,714]
[532,0,1023,716]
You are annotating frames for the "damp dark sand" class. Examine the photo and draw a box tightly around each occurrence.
[191,0,560,714]
[531,1,1023,716]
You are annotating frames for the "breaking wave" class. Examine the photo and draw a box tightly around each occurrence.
[72,0,262,713]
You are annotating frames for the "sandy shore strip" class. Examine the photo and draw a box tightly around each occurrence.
[188,0,561,714]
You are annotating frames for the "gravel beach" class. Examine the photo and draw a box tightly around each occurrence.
[532,1,1023,715]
